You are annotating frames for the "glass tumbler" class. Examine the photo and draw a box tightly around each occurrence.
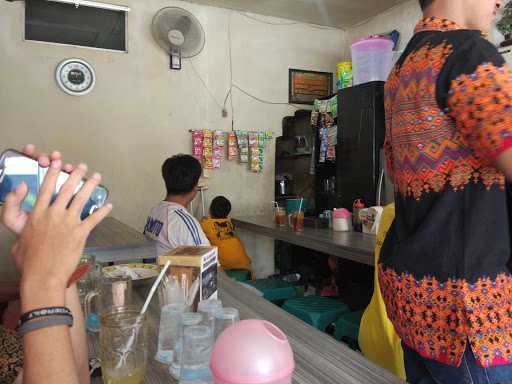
[170,312,203,379]
[213,308,239,340]
[99,306,147,384]
[179,325,213,384]
[155,302,187,364]
[197,299,223,331]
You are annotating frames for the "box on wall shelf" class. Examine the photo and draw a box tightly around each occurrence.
[158,246,218,310]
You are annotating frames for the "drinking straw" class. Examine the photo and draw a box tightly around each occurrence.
[298,198,304,213]
[141,261,171,315]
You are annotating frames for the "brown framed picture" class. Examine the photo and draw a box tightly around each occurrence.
[289,69,333,105]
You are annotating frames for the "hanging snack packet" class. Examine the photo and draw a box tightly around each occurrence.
[250,146,260,173]
[227,132,238,160]
[203,130,214,169]
[258,131,266,173]
[192,130,204,162]
[236,131,249,164]
[213,131,225,169]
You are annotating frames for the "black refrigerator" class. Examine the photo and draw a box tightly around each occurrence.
[337,81,385,209]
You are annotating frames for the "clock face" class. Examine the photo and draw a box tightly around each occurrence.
[55,59,95,96]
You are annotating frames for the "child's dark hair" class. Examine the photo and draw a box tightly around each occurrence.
[161,154,202,195]
[419,0,433,10]
[210,196,231,219]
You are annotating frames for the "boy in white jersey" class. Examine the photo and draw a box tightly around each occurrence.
[144,154,209,255]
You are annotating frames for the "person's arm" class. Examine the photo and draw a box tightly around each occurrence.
[21,280,79,384]
[66,285,90,384]
[11,158,111,384]
[444,36,512,180]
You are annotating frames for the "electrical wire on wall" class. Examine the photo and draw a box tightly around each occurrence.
[187,10,304,131]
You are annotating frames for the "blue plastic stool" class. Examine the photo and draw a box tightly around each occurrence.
[282,296,350,331]
[334,310,363,350]
[225,269,251,282]
[244,278,297,304]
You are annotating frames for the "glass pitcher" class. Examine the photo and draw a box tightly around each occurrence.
[85,274,133,332]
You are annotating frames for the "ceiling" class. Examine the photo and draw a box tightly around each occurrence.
[182,0,409,29]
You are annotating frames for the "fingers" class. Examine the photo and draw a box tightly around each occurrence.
[32,159,61,213]
[54,163,87,209]
[21,146,64,168]
[68,172,101,216]
[81,203,112,232]
[4,182,28,210]
[63,163,74,173]
[21,144,36,157]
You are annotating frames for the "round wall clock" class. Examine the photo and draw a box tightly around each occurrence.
[55,58,95,96]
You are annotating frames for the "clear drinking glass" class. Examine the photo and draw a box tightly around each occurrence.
[170,312,203,379]
[85,274,133,332]
[197,299,222,331]
[155,302,187,364]
[213,308,239,340]
[99,306,147,384]
[179,325,213,384]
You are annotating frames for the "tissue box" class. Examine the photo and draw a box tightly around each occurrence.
[158,246,218,310]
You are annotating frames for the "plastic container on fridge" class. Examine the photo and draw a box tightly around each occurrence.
[351,36,394,85]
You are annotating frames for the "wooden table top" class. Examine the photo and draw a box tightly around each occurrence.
[85,217,157,263]
[90,273,404,384]
[232,216,376,266]
[88,218,404,384]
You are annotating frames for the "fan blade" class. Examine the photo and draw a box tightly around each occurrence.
[176,15,192,36]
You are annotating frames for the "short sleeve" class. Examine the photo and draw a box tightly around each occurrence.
[439,34,512,161]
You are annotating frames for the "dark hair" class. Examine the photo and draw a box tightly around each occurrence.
[161,154,202,195]
[210,196,231,219]
[419,0,433,10]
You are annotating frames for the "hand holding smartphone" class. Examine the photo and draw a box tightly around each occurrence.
[0,149,109,220]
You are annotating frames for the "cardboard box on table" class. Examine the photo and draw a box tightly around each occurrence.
[158,246,218,311]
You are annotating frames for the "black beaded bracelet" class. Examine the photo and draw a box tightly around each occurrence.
[19,306,72,326]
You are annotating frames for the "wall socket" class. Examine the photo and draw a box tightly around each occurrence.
[221,108,228,118]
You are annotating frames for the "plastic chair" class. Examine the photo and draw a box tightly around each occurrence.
[334,310,364,350]
[282,296,350,331]
[245,278,297,305]
[225,269,251,282]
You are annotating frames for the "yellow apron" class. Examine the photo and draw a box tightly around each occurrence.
[358,204,406,379]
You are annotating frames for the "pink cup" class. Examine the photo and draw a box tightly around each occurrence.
[210,319,294,384]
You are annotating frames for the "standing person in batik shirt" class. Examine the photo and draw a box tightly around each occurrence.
[380,0,512,382]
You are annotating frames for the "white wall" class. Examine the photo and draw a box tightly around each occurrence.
[344,0,421,58]
[0,0,345,279]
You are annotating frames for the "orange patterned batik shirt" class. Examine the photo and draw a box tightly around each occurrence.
[380,17,512,368]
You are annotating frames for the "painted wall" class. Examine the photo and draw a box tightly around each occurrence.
[344,0,422,58]
[0,0,345,279]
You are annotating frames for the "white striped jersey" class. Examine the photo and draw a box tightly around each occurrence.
[144,201,210,256]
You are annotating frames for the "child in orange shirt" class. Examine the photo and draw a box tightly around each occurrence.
[201,196,252,273]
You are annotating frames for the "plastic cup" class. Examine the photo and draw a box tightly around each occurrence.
[198,299,223,330]
[275,207,287,227]
[292,212,304,232]
[213,308,239,340]
[170,312,204,379]
[155,302,187,364]
[179,325,213,384]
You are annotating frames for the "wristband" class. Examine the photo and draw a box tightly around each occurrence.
[20,306,72,325]
[18,314,74,337]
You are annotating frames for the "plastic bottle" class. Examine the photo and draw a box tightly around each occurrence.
[352,199,365,232]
